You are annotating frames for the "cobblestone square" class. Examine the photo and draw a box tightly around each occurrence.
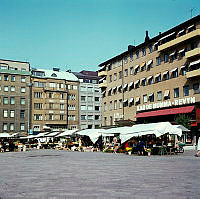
[0,150,200,199]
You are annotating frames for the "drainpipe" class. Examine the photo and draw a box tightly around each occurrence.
[121,58,125,120]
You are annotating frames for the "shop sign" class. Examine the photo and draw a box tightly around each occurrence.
[137,97,196,112]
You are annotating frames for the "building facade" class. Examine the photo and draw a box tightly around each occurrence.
[99,15,200,138]
[0,59,31,135]
[31,68,79,133]
[73,70,101,129]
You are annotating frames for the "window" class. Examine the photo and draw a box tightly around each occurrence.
[88,87,93,92]
[109,101,113,111]
[20,110,25,119]
[81,115,86,120]
[109,75,112,82]
[68,94,76,100]
[3,123,8,131]
[157,91,162,101]
[114,100,117,110]
[0,75,1,80]
[172,69,178,78]
[60,104,64,110]
[181,67,187,76]
[88,105,93,111]
[4,86,9,92]
[163,72,169,80]
[34,92,43,98]
[143,95,148,103]
[10,97,15,105]
[191,41,198,50]
[142,48,146,56]
[11,75,15,81]
[81,105,86,110]
[148,44,153,53]
[10,86,15,92]
[95,115,100,120]
[174,88,179,98]
[95,97,99,102]
[10,123,14,131]
[156,57,161,65]
[130,52,133,61]
[20,98,25,105]
[88,115,93,120]
[49,93,53,98]
[68,115,75,121]
[3,110,8,118]
[119,71,122,79]
[130,67,134,75]
[80,86,87,91]
[148,77,154,85]
[124,56,128,64]
[21,87,26,93]
[183,85,189,96]
[61,93,64,99]
[49,114,53,120]
[20,123,25,131]
[21,77,26,82]
[49,103,54,109]
[104,102,107,111]
[34,81,45,87]
[10,110,15,118]
[60,114,64,120]
[113,73,117,81]
[3,97,9,104]
[164,54,169,63]
[68,105,76,110]
[81,96,86,101]
[34,103,43,109]
[155,74,161,83]
[149,94,154,102]
[119,99,122,109]
[49,82,56,88]
[141,78,146,86]
[193,83,200,94]
[124,69,128,77]
[4,75,9,81]
[88,96,93,102]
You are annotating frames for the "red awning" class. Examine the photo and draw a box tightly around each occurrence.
[136,105,195,118]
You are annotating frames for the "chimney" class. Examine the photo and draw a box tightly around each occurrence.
[145,30,150,42]
[128,45,135,51]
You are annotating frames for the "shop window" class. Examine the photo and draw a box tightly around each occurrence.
[174,88,179,98]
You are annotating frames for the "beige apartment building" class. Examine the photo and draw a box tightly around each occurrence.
[31,68,79,133]
[0,59,31,136]
[99,15,200,134]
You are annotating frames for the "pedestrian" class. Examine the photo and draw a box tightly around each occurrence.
[195,137,200,157]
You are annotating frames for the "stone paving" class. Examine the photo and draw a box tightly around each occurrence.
[0,150,200,199]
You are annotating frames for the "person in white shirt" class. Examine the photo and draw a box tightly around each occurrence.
[195,137,200,157]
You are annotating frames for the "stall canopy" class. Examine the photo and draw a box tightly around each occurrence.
[173,125,190,132]
[76,129,106,143]
[56,130,78,137]
[117,122,182,143]
[0,133,12,138]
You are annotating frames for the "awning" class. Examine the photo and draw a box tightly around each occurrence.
[180,65,186,69]
[45,132,61,137]
[112,87,117,92]
[147,75,153,80]
[163,71,169,76]
[164,90,170,97]
[147,60,153,66]
[169,51,176,56]
[101,91,106,95]
[99,76,106,82]
[129,98,134,103]
[134,64,140,70]
[140,77,146,82]
[123,99,128,103]
[108,88,112,92]
[118,85,122,91]
[123,84,128,89]
[159,32,176,41]
[178,49,185,53]
[154,42,159,46]
[170,68,178,73]
[128,82,134,88]
[136,105,195,118]
[135,97,140,103]
[155,73,161,78]
[189,59,200,67]
[187,24,195,30]
[99,65,106,71]
[149,93,154,97]
[178,29,185,35]
[135,80,140,85]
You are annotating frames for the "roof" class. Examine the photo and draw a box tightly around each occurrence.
[73,70,100,80]
[99,15,200,66]
[32,69,79,81]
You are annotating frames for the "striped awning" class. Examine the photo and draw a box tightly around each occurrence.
[147,60,153,66]
[170,68,178,73]
[163,71,169,76]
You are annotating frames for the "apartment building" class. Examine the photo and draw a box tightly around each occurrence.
[73,70,101,129]
[0,59,31,136]
[31,68,79,133]
[99,15,200,133]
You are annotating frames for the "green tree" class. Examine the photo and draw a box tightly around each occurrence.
[175,114,191,130]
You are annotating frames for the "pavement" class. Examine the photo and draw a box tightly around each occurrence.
[0,149,199,199]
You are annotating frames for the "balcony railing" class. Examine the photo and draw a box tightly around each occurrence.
[186,48,200,59]
[98,70,107,77]
[158,29,200,52]
[186,68,200,78]
[99,80,107,88]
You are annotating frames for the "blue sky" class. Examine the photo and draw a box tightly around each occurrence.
[0,0,199,72]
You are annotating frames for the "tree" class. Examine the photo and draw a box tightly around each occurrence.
[175,114,191,130]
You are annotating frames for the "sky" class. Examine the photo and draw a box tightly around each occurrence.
[0,0,200,72]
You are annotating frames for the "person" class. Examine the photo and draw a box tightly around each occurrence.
[195,137,200,157]
[137,141,145,155]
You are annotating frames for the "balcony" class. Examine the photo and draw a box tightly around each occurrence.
[186,48,200,59]
[158,29,200,52]
[186,69,200,78]
[99,80,107,88]
[98,70,107,77]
